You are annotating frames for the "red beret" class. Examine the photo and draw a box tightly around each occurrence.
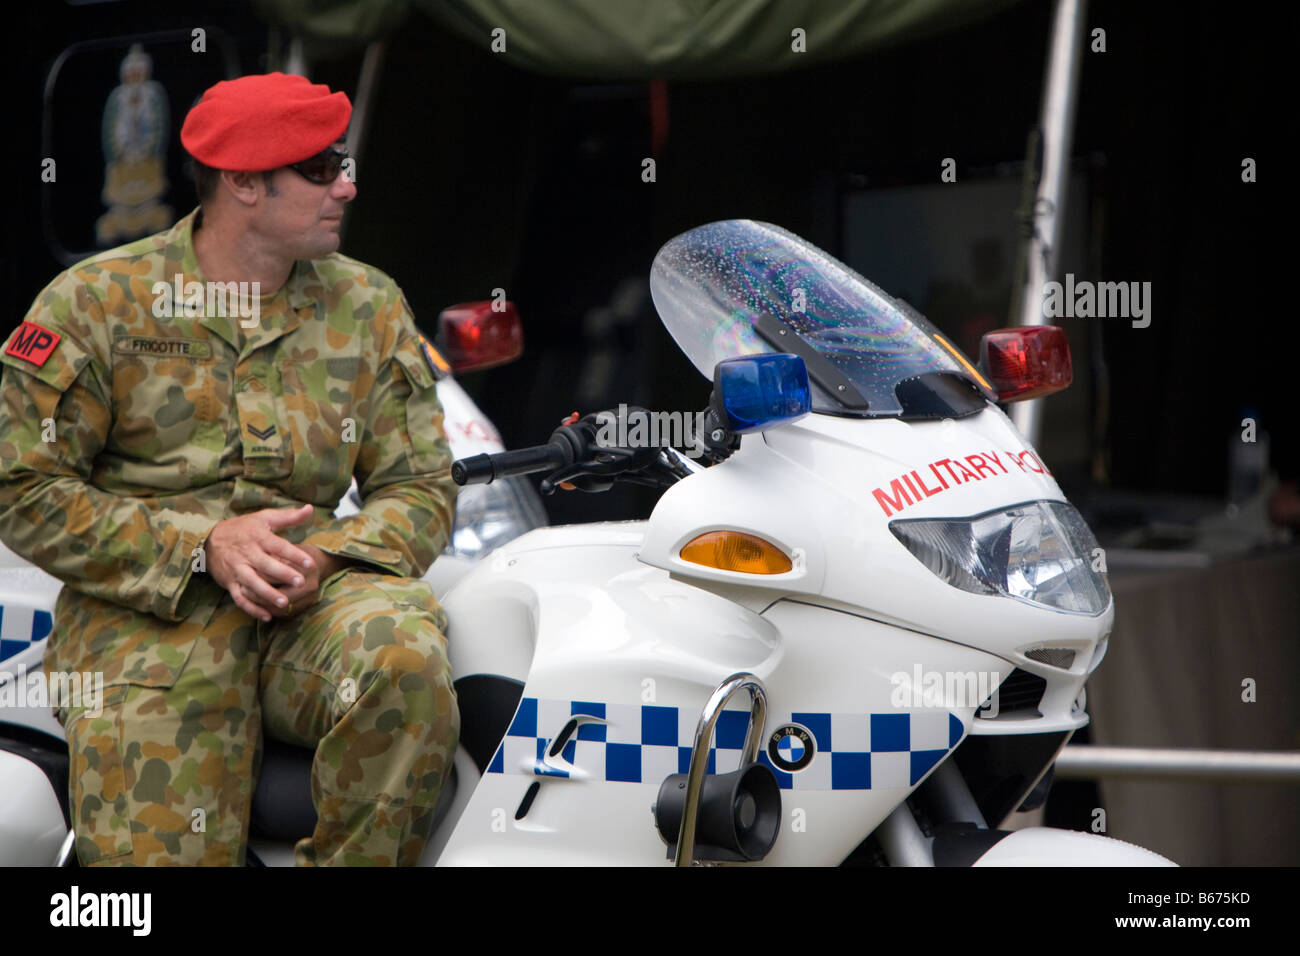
[180,72,351,171]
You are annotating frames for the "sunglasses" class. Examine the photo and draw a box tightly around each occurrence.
[287,145,349,184]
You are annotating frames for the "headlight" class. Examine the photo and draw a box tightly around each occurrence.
[889,500,1110,614]
[448,476,548,561]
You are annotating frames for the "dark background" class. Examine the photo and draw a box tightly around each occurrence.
[5,0,1289,528]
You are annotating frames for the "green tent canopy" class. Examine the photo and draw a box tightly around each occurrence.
[256,0,1026,78]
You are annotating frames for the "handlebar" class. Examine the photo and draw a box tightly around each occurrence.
[452,441,572,485]
[451,407,729,492]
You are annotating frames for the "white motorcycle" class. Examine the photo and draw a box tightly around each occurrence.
[0,221,1174,866]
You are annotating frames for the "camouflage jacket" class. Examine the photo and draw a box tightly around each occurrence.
[0,209,457,675]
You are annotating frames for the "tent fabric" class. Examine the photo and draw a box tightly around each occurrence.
[256,0,1026,78]
[253,0,412,57]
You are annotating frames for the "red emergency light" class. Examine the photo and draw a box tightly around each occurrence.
[977,325,1073,402]
[438,301,525,373]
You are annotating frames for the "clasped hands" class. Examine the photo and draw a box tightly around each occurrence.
[205,504,350,622]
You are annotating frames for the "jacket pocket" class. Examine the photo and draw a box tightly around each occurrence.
[109,345,227,490]
[65,684,134,865]
[280,358,359,505]
[235,361,292,483]
[392,338,451,474]
[50,588,211,690]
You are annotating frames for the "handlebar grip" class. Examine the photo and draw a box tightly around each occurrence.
[452,442,571,486]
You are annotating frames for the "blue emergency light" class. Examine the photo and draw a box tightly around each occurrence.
[714,353,811,434]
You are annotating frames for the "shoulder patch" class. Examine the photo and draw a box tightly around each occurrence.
[418,334,450,378]
[4,321,62,367]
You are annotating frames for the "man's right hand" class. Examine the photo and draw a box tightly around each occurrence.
[205,504,317,622]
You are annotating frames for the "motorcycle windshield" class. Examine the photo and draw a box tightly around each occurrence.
[649,220,994,417]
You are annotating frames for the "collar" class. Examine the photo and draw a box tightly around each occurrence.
[163,207,326,355]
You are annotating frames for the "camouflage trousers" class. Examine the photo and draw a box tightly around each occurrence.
[54,571,459,866]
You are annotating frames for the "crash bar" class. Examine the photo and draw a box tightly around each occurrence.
[675,673,767,867]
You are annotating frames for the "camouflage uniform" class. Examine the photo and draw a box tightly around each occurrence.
[0,208,459,866]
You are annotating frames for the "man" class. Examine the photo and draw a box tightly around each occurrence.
[0,73,459,866]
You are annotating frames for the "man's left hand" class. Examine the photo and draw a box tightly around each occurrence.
[251,543,353,618]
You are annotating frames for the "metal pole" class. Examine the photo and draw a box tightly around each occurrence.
[284,37,306,77]
[347,41,386,175]
[875,804,935,867]
[1055,746,1300,783]
[1009,0,1088,445]
[335,41,386,248]
[927,759,989,828]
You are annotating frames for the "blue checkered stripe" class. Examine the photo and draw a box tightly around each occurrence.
[487,697,965,791]
[0,605,54,664]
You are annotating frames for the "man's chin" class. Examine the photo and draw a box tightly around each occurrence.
[302,234,342,259]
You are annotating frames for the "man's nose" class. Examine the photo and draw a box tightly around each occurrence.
[332,169,358,201]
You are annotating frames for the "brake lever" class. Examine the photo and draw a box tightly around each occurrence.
[539,449,636,494]
[537,408,699,494]
[540,464,609,494]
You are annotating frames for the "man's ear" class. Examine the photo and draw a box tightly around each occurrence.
[219,169,264,207]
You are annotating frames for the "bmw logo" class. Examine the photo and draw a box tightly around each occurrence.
[767,724,815,772]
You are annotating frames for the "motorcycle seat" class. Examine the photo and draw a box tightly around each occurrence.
[4,673,526,857]
[248,736,463,844]
[248,673,525,842]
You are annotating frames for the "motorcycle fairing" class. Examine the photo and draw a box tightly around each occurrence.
[482,692,965,792]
